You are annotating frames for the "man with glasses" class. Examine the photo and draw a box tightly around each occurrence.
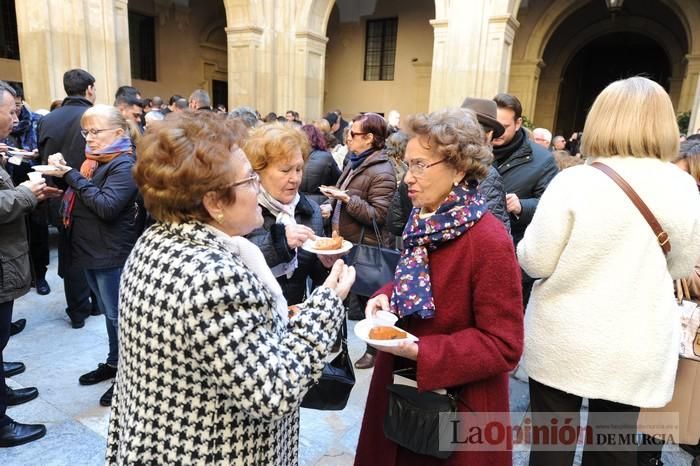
[37,69,99,329]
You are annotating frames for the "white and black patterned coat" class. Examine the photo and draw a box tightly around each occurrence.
[106,221,344,465]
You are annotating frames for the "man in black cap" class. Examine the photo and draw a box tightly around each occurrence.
[460,97,511,234]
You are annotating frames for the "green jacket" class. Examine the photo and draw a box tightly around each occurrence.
[0,165,36,303]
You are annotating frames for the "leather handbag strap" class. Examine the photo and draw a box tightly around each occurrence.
[591,162,670,256]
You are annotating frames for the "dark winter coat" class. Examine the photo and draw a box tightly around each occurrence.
[330,150,396,247]
[37,96,92,171]
[300,149,341,206]
[492,128,558,245]
[0,166,37,302]
[63,153,142,269]
[354,214,523,466]
[246,193,328,305]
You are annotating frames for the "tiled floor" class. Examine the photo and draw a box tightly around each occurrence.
[0,230,694,465]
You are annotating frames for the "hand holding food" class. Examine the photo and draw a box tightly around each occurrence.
[365,294,391,320]
[322,259,356,300]
[285,224,316,249]
[314,231,343,250]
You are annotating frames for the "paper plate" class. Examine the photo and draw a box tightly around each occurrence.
[8,149,35,158]
[301,239,353,255]
[354,318,419,347]
[32,165,68,173]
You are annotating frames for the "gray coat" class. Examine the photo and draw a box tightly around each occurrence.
[0,166,37,303]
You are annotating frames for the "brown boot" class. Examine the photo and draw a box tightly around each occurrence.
[354,352,375,369]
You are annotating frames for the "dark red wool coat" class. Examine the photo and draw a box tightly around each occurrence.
[354,213,524,466]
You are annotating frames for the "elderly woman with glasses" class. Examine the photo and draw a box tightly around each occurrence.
[48,104,143,407]
[105,112,355,465]
[354,108,523,466]
[244,123,332,305]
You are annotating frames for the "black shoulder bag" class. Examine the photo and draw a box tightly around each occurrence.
[301,317,355,410]
[345,217,401,297]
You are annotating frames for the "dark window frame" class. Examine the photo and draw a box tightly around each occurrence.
[363,17,398,81]
[0,0,20,60]
[128,11,157,82]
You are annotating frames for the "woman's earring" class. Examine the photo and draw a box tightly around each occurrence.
[216,213,225,224]
[453,181,459,187]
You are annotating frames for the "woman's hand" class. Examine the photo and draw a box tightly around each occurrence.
[318,253,344,268]
[47,152,72,177]
[365,294,391,320]
[322,260,356,301]
[285,224,316,249]
[326,191,350,203]
[371,341,419,361]
[320,204,332,219]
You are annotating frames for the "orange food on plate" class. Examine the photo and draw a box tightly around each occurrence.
[314,231,343,250]
[369,326,407,340]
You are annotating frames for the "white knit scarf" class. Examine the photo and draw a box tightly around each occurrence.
[204,224,288,323]
[257,186,301,278]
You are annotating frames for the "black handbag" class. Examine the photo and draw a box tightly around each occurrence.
[345,218,401,297]
[383,369,458,459]
[301,317,355,410]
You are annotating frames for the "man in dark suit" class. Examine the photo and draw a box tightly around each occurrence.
[37,69,97,328]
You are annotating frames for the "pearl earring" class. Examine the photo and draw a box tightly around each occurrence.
[216,213,224,224]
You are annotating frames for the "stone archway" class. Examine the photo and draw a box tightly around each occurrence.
[510,0,700,128]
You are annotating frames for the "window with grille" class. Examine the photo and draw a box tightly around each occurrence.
[0,0,20,60]
[129,12,157,81]
[364,18,398,81]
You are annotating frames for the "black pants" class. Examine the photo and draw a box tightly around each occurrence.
[57,226,94,320]
[529,377,640,466]
[28,215,49,281]
[0,301,13,427]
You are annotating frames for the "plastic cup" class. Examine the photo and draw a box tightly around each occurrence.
[27,171,44,182]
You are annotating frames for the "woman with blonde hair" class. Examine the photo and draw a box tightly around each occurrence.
[105,112,355,464]
[48,104,143,407]
[518,77,700,466]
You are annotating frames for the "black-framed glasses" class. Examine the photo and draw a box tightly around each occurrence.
[229,172,260,192]
[81,128,119,138]
[406,159,447,177]
[350,130,368,139]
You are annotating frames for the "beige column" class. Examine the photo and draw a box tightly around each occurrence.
[14,0,130,108]
[293,31,328,121]
[508,59,544,119]
[226,26,265,112]
[679,55,700,115]
[428,1,519,111]
[688,76,700,135]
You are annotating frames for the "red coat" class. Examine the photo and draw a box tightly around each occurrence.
[354,213,524,466]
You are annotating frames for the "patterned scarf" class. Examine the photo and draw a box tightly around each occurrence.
[391,182,487,319]
[61,137,132,229]
[257,186,301,278]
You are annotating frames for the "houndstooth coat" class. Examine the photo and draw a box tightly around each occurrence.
[106,221,344,465]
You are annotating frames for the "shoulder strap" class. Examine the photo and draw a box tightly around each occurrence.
[591,162,670,256]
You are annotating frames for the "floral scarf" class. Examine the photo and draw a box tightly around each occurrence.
[391,182,487,319]
[61,137,132,229]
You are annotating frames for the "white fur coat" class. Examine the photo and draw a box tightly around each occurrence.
[518,156,700,408]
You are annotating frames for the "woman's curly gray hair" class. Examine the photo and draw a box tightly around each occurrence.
[406,108,493,182]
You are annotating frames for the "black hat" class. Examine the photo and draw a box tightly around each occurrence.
[460,97,505,138]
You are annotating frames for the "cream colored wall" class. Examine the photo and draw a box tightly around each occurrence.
[129,0,227,101]
[323,0,434,121]
[0,59,22,83]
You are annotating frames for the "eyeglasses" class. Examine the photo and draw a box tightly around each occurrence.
[229,172,260,192]
[350,130,368,139]
[406,159,447,177]
[81,128,119,138]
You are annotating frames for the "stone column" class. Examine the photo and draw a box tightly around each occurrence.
[428,1,519,111]
[688,76,700,135]
[294,31,328,120]
[679,55,700,115]
[14,0,130,108]
[508,59,545,119]
[226,25,265,112]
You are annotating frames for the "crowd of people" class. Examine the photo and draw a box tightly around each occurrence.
[0,69,699,466]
